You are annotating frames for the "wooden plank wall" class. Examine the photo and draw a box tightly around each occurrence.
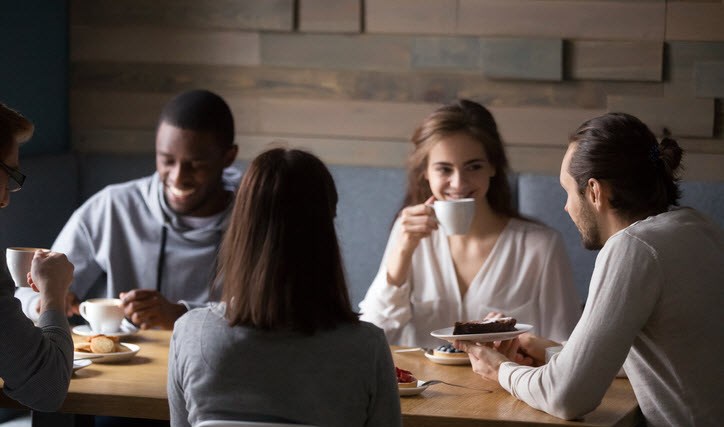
[69,0,724,180]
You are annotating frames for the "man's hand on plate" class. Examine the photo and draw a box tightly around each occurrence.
[454,340,510,382]
[120,289,187,330]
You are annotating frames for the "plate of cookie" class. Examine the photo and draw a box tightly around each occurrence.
[74,334,140,363]
[431,317,533,343]
[73,359,93,372]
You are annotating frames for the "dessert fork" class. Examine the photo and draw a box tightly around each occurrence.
[419,379,492,393]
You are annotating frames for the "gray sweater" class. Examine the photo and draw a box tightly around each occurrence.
[499,208,724,426]
[17,169,240,320]
[0,269,73,411]
[168,305,402,427]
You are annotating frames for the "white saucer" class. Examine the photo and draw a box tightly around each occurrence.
[398,380,429,396]
[72,324,138,338]
[430,323,533,343]
[73,359,92,372]
[74,342,140,363]
[424,352,470,365]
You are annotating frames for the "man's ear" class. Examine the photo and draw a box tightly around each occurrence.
[586,178,609,211]
[222,144,239,168]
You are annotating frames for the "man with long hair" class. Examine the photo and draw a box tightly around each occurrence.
[456,113,724,426]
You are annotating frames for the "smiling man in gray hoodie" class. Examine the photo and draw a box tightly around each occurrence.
[18,89,240,330]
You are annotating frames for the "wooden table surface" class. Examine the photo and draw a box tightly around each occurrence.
[1,331,643,426]
[393,347,643,427]
[0,329,171,420]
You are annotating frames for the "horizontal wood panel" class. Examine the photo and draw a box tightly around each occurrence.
[70,92,615,147]
[70,91,259,132]
[366,0,457,35]
[71,0,294,31]
[71,27,260,66]
[299,0,360,33]
[491,107,606,146]
[481,38,562,81]
[666,3,724,41]
[664,41,724,98]
[235,135,411,167]
[69,62,665,108]
[71,130,724,180]
[680,152,724,181]
[411,37,481,70]
[70,129,412,168]
[257,98,432,139]
[260,33,411,71]
[678,138,724,155]
[257,98,606,145]
[694,61,724,98]
[568,41,663,82]
[607,96,714,137]
[457,0,665,40]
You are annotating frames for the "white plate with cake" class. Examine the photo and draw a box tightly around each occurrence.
[396,367,428,396]
[431,317,533,343]
[424,344,470,365]
[398,380,430,396]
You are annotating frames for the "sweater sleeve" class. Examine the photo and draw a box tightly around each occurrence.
[535,231,581,343]
[365,328,402,427]
[52,201,106,301]
[0,274,73,412]
[498,233,661,420]
[358,219,414,343]
[167,328,192,427]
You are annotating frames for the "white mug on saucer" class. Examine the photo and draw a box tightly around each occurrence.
[6,247,49,287]
[433,199,475,235]
[79,298,125,334]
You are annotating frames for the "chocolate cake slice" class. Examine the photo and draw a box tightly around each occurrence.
[453,317,517,335]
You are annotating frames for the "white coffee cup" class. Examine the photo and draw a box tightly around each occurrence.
[79,298,125,334]
[6,247,49,287]
[432,198,475,235]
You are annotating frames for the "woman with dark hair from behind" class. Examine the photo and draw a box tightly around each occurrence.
[359,99,580,348]
[167,148,401,427]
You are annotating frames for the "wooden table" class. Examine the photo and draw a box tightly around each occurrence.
[393,347,643,427]
[0,329,171,421]
[1,332,643,426]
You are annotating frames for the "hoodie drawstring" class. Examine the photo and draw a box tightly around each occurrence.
[156,225,167,292]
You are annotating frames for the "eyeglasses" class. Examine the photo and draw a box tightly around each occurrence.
[0,161,26,192]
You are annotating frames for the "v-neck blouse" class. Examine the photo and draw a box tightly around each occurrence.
[359,217,581,348]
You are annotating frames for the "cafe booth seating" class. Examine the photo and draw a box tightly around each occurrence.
[2,152,722,308]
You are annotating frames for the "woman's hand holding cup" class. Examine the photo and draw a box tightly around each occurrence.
[397,196,439,253]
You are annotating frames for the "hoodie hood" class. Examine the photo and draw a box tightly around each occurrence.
[146,167,241,244]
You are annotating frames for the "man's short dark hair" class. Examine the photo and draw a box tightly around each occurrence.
[569,112,684,220]
[158,90,234,147]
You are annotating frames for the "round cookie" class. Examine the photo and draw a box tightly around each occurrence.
[89,335,117,353]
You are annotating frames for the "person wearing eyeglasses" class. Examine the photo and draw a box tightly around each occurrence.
[0,102,75,411]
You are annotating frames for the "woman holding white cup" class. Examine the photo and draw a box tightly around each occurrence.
[360,100,581,348]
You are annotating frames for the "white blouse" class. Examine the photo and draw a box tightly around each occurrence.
[359,218,581,348]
